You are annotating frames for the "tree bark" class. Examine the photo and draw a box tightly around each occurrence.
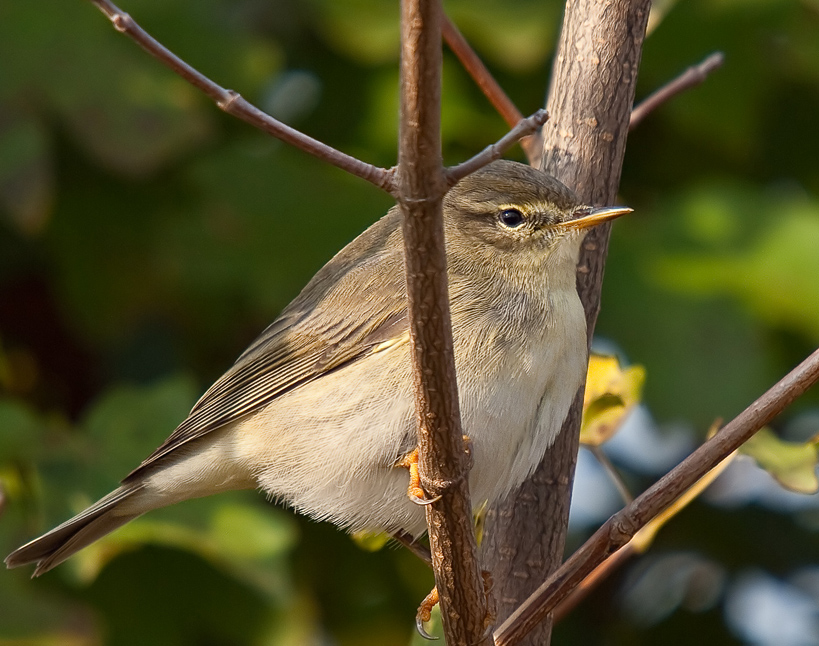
[482,0,651,643]
[397,1,490,643]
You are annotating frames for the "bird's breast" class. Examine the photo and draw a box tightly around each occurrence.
[453,282,587,506]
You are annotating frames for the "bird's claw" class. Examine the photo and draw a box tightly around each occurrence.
[414,576,495,643]
[473,622,494,646]
[416,614,440,640]
[410,492,442,506]
[415,586,440,640]
[462,434,474,471]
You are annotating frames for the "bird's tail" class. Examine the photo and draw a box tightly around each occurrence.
[5,485,145,577]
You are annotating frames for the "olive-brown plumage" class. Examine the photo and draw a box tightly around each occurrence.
[6,160,630,576]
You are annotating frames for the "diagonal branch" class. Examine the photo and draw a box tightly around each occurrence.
[494,346,819,646]
[446,109,549,185]
[87,0,397,194]
[441,13,539,164]
[397,1,490,644]
[553,422,731,623]
[629,51,725,130]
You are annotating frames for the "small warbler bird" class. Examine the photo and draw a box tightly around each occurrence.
[6,160,630,576]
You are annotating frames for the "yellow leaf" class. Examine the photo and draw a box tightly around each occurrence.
[581,355,646,446]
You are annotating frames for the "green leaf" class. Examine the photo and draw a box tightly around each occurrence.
[70,497,297,592]
[210,503,297,561]
[0,398,46,460]
[653,190,819,339]
[350,529,392,552]
[79,375,199,484]
[740,428,819,494]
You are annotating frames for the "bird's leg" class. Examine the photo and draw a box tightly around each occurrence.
[396,435,482,640]
[395,435,472,506]
[415,570,496,641]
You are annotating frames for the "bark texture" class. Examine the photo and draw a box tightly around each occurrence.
[482,1,651,644]
[398,1,490,643]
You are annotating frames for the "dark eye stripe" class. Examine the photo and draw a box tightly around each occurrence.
[499,208,525,228]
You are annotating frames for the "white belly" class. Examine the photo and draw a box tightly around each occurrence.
[225,286,586,537]
[457,283,587,509]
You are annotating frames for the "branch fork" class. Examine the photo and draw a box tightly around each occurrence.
[84,3,807,646]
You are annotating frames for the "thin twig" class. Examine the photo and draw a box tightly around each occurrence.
[553,425,732,624]
[446,109,549,185]
[441,14,539,164]
[589,446,633,505]
[494,346,819,646]
[629,52,725,130]
[87,0,397,194]
[398,1,490,644]
[392,530,433,564]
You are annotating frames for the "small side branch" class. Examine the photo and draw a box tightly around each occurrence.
[494,346,819,646]
[553,424,730,623]
[441,14,539,164]
[630,52,725,130]
[446,109,549,185]
[88,0,396,194]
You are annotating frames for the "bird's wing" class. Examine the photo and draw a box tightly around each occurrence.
[125,209,408,481]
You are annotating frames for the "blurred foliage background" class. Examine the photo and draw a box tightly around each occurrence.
[1,0,819,644]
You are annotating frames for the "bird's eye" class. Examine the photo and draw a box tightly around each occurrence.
[498,208,525,228]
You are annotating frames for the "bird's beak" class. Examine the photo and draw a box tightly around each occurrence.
[558,205,633,231]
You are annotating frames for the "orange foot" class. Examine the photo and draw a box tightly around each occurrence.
[396,447,440,506]
[415,570,496,641]
[396,436,472,506]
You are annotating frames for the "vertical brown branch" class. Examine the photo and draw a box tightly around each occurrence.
[483,0,651,644]
[397,0,489,643]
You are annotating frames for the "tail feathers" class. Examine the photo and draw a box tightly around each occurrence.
[5,485,144,577]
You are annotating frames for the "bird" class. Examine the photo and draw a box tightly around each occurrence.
[5,159,630,577]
